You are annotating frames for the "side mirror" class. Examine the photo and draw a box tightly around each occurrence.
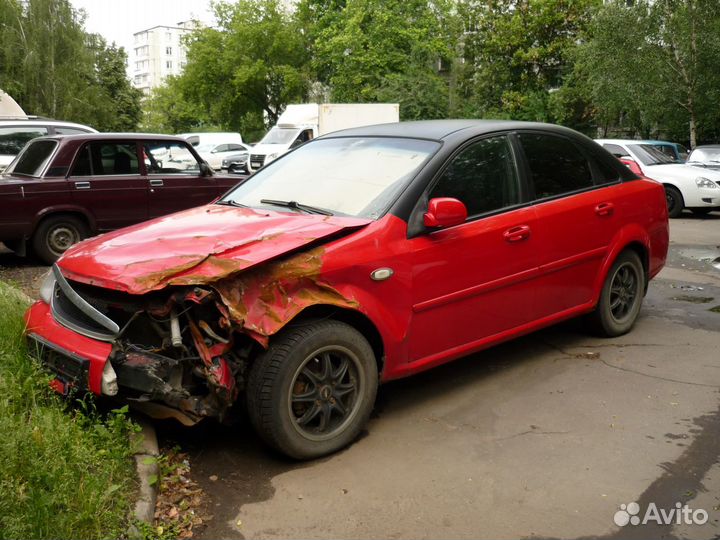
[424,197,467,229]
[199,162,212,177]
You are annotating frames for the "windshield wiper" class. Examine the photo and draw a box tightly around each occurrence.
[215,199,248,208]
[260,199,334,216]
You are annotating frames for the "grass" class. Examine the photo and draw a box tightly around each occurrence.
[0,281,138,539]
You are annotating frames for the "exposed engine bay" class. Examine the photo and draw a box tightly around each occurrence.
[53,276,258,425]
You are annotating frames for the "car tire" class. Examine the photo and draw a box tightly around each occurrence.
[246,319,378,460]
[690,208,713,216]
[589,250,646,337]
[664,185,684,218]
[32,214,88,265]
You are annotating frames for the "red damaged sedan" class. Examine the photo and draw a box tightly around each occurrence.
[24,120,669,459]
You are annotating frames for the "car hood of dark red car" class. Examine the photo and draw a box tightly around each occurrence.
[57,204,371,294]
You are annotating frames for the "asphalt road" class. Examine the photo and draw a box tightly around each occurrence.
[3,212,720,539]
[160,212,720,540]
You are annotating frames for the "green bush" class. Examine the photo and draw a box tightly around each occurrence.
[0,283,138,539]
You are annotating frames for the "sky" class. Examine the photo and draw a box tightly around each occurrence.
[69,0,215,56]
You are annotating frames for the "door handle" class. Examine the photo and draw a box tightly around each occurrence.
[74,181,90,190]
[503,225,531,243]
[595,202,615,216]
[149,179,164,187]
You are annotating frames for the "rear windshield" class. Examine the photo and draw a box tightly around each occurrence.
[3,139,58,177]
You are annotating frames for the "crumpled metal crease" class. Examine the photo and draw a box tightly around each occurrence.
[213,247,359,345]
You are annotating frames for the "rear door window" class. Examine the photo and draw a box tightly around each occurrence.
[71,142,140,176]
[519,133,593,199]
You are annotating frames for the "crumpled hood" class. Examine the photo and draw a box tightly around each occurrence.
[58,204,371,294]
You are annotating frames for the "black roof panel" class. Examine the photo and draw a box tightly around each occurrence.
[322,119,585,141]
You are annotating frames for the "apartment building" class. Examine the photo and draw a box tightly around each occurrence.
[132,21,199,94]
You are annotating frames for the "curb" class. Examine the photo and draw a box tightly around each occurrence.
[7,283,161,535]
[8,282,162,533]
[129,417,160,538]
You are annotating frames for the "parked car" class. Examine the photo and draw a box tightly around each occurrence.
[196,142,251,170]
[643,140,688,163]
[221,150,250,174]
[0,118,97,172]
[687,145,720,169]
[0,133,244,264]
[596,139,720,217]
[24,120,668,459]
[178,132,243,147]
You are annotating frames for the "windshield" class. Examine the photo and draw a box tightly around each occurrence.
[3,139,57,177]
[220,137,440,219]
[688,147,720,164]
[260,127,300,145]
[627,144,677,166]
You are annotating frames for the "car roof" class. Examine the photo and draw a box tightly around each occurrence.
[324,119,588,141]
[41,133,188,142]
[0,118,96,130]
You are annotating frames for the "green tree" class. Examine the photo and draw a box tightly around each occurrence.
[165,0,311,140]
[456,0,598,125]
[141,76,215,134]
[576,0,720,146]
[0,0,141,131]
[313,0,454,118]
[89,38,143,131]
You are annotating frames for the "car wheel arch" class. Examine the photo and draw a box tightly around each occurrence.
[592,227,652,305]
[31,206,96,237]
[278,304,386,377]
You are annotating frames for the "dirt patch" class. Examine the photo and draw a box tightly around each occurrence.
[672,295,715,304]
[0,244,47,298]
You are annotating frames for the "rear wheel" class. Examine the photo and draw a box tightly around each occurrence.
[246,320,378,459]
[32,215,88,265]
[589,250,645,337]
[664,185,684,218]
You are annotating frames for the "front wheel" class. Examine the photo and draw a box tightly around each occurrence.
[664,185,684,218]
[588,250,645,337]
[246,320,378,459]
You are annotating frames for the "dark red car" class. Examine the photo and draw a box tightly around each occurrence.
[24,121,669,459]
[0,133,244,264]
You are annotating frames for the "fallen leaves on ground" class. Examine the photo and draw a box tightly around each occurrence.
[154,447,212,539]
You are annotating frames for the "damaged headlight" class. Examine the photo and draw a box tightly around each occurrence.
[101,360,118,396]
[39,270,56,304]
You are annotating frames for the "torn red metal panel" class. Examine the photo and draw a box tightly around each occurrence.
[57,204,370,294]
[213,247,360,342]
[188,320,236,401]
